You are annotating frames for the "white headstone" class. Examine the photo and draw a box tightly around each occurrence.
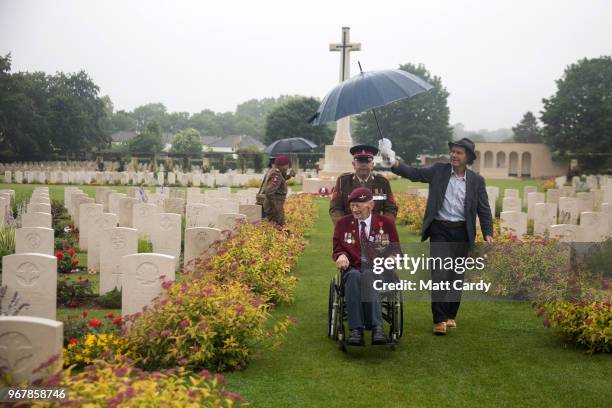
[121,253,175,316]
[533,203,557,235]
[151,213,182,268]
[523,186,537,205]
[0,316,63,383]
[580,211,609,241]
[118,197,139,228]
[558,197,579,224]
[21,212,52,229]
[216,213,247,231]
[15,227,54,255]
[502,197,521,213]
[133,203,162,239]
[500,211,527,237]
[79,203,104,251]
[100,227,138,294]
[88,213,119,271]
[2,253,57,319]
[184,227,222,272]
[527,192,545,220]
[549,224,584,242]
[239,204,262,222]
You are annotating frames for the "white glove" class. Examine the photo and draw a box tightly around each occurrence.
[378,138,396,167]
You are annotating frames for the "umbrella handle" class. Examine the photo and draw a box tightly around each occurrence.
[371,108,384,141]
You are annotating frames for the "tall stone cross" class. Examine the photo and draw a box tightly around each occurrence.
[329,27,360,146]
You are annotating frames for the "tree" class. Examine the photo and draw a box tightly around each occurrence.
[353,63,452,163]
[171,128,203,154]
[129,122,164,154]
[264,97,333,147]
[512,111,542,143]
[0,54,110,159]
[236,95,301,137]
[132,103,169,132]
[541,56,612,171]
[109,110,137,133]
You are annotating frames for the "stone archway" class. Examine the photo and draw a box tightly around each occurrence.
[484,151,493,168]
[509,152,519,176]
[496,151,506,168]
[521,152,531,177]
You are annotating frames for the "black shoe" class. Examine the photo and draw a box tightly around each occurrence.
[347,328,364,346]
[371,326,387,345]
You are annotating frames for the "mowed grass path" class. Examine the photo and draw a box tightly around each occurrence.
[225,198,611,408]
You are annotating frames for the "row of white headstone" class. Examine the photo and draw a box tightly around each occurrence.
[409,180,612,241]
[0,185,267,382]
[3,169,265,188]
[1,187,62,383]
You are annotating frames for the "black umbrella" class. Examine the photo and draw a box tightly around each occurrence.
[264,137,318,154]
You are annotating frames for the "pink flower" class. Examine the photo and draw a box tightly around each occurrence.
[161,329,171,337]
[179,358,188,365]
[235,305,245,315]
[180,319,189,328]
[199,369,212,379]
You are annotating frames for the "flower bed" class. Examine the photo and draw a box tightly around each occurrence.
[395,193,426,234]
[32,356,246,407]
[536,301,612,353]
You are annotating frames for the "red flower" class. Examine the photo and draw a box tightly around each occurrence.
[55,251,64,260]
[72,259,79,266]
[69,299,78,307]
[69,338,77,345]
[105,312,114,319]
[87,319,101,328]
[82,310,89,318]
[68,248,76,256]
[112,317,122,326]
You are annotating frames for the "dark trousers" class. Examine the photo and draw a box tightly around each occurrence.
[343,268,382,330]
[429,220,469,324]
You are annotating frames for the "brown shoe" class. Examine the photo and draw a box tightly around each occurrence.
[433,322,447,335]
[446,319,457,329]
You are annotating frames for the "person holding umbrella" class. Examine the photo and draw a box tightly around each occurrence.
[329,144,398,224]
[262,155,292,226]
[379,137,494,335]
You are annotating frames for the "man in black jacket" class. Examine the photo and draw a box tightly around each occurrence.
[380,138,494,335]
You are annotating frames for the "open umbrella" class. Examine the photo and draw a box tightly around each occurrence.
[308,64,433,139]
[264,137,318,154]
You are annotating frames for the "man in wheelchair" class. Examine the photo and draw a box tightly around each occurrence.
[332,187,400,346]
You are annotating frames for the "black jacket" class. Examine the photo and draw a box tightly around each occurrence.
[391,162,494,244]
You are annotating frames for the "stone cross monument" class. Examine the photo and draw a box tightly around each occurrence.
[320,27,361,177]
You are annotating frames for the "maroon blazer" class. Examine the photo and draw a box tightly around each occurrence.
[332,212,400,270]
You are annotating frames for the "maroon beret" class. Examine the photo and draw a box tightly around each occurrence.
[274,155,290,166]
[348,187,373,203]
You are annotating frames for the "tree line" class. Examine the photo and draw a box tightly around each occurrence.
[1,51,610,171]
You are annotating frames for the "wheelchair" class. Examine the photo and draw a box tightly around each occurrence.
[327,268,404,351]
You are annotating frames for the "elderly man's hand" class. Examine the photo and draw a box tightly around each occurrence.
[335,254,349,270]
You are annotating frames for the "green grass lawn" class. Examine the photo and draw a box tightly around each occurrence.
[224,198,611,408]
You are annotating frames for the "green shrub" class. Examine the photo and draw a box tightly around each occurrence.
[97,287,122,309]
[126,277,291,372]
[536,301,612,353]
[0,227,16,273]
[30,356,246,407]
[57,276,94,307]
[138,238,153,253]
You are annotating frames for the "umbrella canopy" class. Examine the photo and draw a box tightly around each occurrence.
[308,69,433,126]
[264,137,318,154]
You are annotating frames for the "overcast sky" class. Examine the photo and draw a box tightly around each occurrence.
[1,0,611,130]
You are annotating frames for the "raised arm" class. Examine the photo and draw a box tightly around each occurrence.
[391,161,436,183]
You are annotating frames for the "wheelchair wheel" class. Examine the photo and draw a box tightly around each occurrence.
[388,291,404,343]
[327,278,335,338]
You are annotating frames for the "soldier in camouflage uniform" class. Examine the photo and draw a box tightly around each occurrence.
[263,155,291,225]
[329,144,398,224]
